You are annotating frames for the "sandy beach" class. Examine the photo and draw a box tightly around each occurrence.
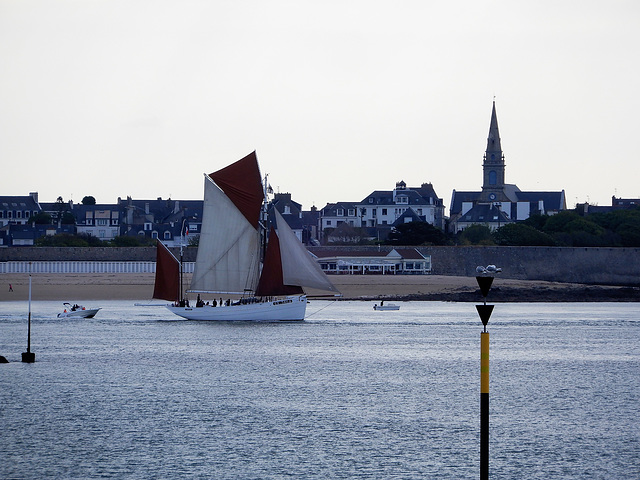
[1,272,638,303]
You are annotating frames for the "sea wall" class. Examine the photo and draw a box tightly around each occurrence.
[416,246,640,285]
[1,246,639,286]
[310,245,640,286]
[0,246,198,263]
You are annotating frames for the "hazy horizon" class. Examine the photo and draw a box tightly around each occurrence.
[2,1,639,210]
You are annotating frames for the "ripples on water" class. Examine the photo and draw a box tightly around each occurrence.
[1,301,638,479]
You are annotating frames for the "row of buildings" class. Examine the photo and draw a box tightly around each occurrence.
[1,103,636,248]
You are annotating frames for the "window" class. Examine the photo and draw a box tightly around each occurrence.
[326,220,332,226]
[337,208,344,216]
[382,208,387,215]
[98,230,106,238]
[489,170,497,185]
[348,209,355,216]
[369,198,374,204]
[111,219,119,225]
[144,222,152,231]
[396,196,408,204]
[151,231,158,239]
[164,231,171,239]
[97,219,108,226]
[284,205,291,214]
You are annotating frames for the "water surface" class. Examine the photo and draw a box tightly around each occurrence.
[1,301,638,479]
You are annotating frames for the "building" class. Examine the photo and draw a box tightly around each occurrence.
[449,101,566,232]
[357,181,445,231]
[74,203,120,241]
[0,192,41,227]
[313,247,431,275]
[118,196,203,246]
[320,181,445,244]
[319,202,360,233]
[578,196,640,215]
[269,193,304,242]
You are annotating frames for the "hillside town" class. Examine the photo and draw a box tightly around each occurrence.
[2,103,638,248]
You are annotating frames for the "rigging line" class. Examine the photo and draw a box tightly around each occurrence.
[305,299,339,318]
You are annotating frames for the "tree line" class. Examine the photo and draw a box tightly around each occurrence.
[30,201,640,248]
[385,206,640,247]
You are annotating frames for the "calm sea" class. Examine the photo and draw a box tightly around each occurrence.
[1,300,638,479]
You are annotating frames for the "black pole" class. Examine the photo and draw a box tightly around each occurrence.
[480,331,489,480]
[22,267,35,363]
[180,248,184,302]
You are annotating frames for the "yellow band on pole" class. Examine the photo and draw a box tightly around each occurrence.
[481,332,489,394]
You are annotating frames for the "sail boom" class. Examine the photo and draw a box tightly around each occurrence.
[187,289,255,295]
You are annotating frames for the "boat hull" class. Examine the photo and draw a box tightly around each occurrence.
[373,305,400,311]
[165,295,307,321]
[57,308,101,318]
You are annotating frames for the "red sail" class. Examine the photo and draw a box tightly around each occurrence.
[209,151,264,229]
[255,227,304,297]
[153,240,181,301]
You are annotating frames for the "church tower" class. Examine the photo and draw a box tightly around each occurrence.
[480,101,507,202]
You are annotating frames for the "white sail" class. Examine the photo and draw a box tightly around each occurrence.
[275,209,340,294]
[190,175,261,294]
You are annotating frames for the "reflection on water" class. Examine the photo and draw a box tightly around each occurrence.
[1,301,639,479]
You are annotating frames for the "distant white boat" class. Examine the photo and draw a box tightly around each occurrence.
[57,303,101,318]
[373,303,400,311]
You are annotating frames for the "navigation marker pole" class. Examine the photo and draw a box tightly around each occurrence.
[22,263,35,363]
[475,273,495,480]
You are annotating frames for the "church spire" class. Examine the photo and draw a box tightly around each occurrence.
[480,100,506,201]
[486,100,502,153]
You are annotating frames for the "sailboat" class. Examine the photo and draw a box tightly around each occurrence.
[153,151,340,321]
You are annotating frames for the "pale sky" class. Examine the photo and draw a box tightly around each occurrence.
[1,0,639,212]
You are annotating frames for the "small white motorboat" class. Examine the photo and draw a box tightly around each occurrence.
[57,303,101,318]
[373,302,400,311]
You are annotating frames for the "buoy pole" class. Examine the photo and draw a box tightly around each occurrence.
[480,331,489,480]
[22,265,35,363]
[475,271,495,480]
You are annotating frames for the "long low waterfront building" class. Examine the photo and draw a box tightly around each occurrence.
[312,248,431,275]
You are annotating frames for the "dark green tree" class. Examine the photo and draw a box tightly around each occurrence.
[522,214,549,230]
[31,212,52,224]
[458,224,494,245]
[386,221,448,246]
[541,210,582,234]
[110,235,156,247]
[493,223,555,246]
[81,196,97,205]
[36,233,88,247]
[61,211,76,225]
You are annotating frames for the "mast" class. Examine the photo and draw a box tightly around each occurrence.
[180,218,185,301]
[261,172,271,263]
